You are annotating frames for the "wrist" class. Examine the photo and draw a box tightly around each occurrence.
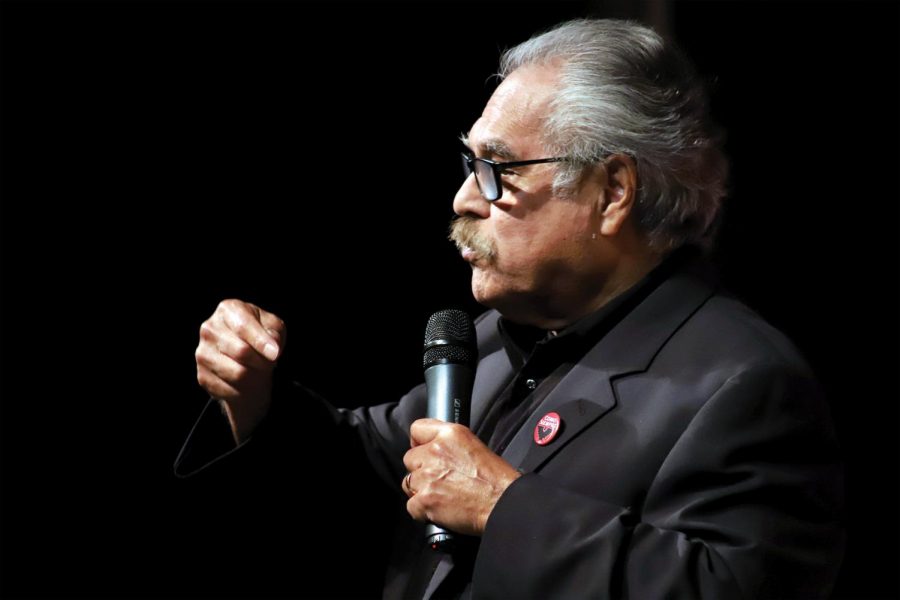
[480,467,523,533]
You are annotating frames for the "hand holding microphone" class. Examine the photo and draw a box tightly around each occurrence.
[403,310,522,547]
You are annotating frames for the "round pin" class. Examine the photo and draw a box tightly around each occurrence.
[534,411,562,446]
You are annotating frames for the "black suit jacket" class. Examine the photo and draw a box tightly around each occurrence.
[177,259,844,599]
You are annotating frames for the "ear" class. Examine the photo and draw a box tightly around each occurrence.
[597,154,638,237]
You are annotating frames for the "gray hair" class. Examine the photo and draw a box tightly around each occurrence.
[499,19,728,252]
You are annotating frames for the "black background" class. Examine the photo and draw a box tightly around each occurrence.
[1,1,897,598]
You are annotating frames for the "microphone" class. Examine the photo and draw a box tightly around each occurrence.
[422,309,478,552]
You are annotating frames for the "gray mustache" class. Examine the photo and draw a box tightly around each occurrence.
[449,217,497,261]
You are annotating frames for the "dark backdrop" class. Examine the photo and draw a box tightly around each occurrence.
[1,1,897,598]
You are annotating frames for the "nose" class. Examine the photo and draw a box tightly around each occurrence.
[452,172,491,219]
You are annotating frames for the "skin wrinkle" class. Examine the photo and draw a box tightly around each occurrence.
[460,132,519,162]
[450,63,658,331]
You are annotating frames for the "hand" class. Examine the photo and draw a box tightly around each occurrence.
[195,299,286,443]
[402,419,522,536]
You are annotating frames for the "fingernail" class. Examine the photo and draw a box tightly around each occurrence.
[263,343,279,361]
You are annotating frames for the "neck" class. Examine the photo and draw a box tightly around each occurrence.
[503,247,665,330]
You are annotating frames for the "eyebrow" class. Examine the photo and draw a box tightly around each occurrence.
[459,132,520,161]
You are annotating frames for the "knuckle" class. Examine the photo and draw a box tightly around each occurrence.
[220,300,249,330]
[230,311,247,330]
[194,345,209,365]
[199,321,216,341]
[429,442,444,457]
[448,423,467,438]
[197,368,213,389]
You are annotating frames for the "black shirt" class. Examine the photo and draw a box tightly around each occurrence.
[475,247,695,456]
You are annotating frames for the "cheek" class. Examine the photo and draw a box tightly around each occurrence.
[494,222,566,274]
[485,200,591,283]
[492,220,541,266]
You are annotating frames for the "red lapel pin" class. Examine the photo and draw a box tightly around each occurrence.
[534,411,562,446]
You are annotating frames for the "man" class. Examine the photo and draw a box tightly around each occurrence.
[178,19,844,599]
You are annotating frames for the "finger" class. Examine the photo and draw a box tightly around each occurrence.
[402,472,416,497]
[259,310,287,350]
[201,323,272,371]
[406,495,425,523]
[409,418,449,447]
[403,447,425,473]
[218,301,280,361]
[197,364,242,401]
[196,342,253,385]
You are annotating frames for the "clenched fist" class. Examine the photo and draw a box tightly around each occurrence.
[195,299,286,443]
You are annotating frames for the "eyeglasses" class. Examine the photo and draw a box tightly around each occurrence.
[461,152,568,202]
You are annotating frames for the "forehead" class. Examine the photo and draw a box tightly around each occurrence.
[466,64,560,158]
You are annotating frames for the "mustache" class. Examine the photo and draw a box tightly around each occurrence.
[449,217,497,262]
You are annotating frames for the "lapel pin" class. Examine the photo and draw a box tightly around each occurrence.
[534,411,562,446]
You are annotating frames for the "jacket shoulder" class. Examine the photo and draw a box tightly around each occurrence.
[665,290,816,379]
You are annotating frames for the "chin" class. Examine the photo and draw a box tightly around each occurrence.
[470,267,499,307]
[469,267,519,312]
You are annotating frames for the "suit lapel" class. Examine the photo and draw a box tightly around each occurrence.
[468,310,515,433]
[469,348,515,432]
[507,263,718,473]
[502,354,618,472]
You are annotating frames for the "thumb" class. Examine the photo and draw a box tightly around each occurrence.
[260,312,287,354]
[409,418,444,447]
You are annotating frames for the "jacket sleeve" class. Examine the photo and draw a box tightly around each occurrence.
[472,362,845,599]
[173,370,428,495]
[174,309,500,486]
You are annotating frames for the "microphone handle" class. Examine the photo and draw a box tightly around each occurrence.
[423,362,473,551]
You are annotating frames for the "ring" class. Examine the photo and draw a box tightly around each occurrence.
[404,472,416,496]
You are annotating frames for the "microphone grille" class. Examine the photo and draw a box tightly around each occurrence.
[423,309,477,369]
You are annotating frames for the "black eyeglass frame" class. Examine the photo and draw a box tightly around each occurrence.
[461,152,568,202]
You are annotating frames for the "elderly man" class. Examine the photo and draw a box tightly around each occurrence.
[178,19,844,599]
